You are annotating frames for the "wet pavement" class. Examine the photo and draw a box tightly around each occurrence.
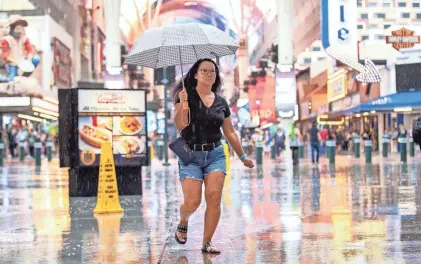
[0,157,421,263]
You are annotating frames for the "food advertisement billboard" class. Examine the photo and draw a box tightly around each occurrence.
[77,89,147,167]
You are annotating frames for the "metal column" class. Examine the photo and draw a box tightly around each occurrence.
[276,0,296,138]
[162,68,170,166]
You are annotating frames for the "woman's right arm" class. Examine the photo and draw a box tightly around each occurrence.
[174,88,189,131]
[174,103,189,131]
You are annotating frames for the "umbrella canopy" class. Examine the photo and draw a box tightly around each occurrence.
[124,23,238,69]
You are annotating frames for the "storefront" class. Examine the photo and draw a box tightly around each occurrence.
[343,90,421,152]
[0,96,59,128]
[297,65,328,134]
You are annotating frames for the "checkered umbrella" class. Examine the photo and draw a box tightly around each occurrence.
[124,23,238,87]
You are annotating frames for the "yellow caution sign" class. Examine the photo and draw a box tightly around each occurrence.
[151,145,154,161]
[93,142,124,214]
[94,213,123,262]
[223,143,231,172]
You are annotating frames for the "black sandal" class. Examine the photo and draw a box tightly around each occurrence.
[201,242,221,254]
[175,224,188,244]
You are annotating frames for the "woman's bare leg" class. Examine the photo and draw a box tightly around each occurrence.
[177,179,202,241]
[202,171,225,246]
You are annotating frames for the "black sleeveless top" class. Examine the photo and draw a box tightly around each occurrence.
[177,89,231,144]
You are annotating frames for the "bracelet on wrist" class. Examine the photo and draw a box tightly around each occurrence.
[239,153,248,160]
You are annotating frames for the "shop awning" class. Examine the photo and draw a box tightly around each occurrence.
[344,91,421,114]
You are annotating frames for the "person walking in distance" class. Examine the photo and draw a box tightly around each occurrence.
[173,58,255,254]
[308,121,321,164]
[289,122,302,166]
[274,129,286,160]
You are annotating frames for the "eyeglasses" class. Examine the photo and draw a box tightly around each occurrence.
[199,69,216,76]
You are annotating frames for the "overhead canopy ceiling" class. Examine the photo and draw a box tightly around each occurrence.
[120,0,276,47]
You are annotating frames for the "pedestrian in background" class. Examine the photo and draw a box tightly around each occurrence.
[289,122,302,166]
[274,128,286,160]
[308,121,321,164]
[263,130,271,157]
[319,125,328,156]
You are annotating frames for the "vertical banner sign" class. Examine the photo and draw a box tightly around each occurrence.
[321,0,381,83]
[104,0,122,75]
[276,70,297,118]
[276,0,294,68]
[326,0,358,60]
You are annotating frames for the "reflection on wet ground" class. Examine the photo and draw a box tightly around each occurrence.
[0,160,421,263]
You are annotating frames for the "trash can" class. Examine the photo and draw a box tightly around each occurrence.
[298,142,304,159]
[365,140,372,164]
[354,136,361,158]
[0,140,4,167]
[34,140,42,167]
[382,137,390,158]
[46,140,53,162]
[19,140,25,162]
[156,139,164,160]
[256,140,263,165]
[327,140,336,165]
[399,134,407,163]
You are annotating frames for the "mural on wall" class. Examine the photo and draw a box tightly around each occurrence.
[52,37,72,88]
[0,15,42,96]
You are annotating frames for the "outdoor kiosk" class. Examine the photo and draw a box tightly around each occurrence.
[59,88,148,197]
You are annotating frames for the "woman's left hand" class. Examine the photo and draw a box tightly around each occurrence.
[241,157,255,168]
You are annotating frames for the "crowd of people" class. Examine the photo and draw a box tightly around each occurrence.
[2,125,58,159]
[234,121,416,166]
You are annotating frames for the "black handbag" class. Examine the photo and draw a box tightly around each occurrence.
[169,137,196,166]
[170,92,195,165]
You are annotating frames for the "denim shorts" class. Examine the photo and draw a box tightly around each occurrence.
[178,145,226,181]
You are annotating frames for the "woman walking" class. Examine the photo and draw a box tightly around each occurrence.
[173,58,254,254]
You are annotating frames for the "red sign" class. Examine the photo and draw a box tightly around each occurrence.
[248,75,276,125]
[386,28,420,51]
[96,92,126,104]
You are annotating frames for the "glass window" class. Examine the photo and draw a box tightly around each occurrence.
[357,24,364,29]
[304,58,312,64]
[402,12,411,18]
[414,2,421,7]
[317,57,326,61]
[375,13,386,18]
[362,36,369,41]
[368,2,377,6]
[357,0,363,7]
[312,47,321,52]
[383,2,392,7]
[398,2,407,6]
[375,35,386,40]
[369,24,378,29]
[384,24,391,29]
[361,13,369,19]
[417,13,421,18]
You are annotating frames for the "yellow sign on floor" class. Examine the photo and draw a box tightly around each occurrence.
[223,143,231,172]
[93,142,124,214]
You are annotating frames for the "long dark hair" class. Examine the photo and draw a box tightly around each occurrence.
[172,58,222,103]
